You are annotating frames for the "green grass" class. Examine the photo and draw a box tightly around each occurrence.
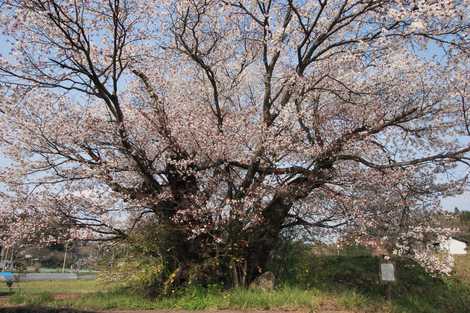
[1,280,393,312]
[337,290,371,310]
[48,286,320,310]
[9,290,54,306]
[0,280,101,295]
[4,254,470,313]
[156,286,322,310]
[7,285,360,312]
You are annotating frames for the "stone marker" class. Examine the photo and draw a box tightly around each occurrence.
[249,271,275,291]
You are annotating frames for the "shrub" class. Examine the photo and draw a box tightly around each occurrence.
[98,256,163,295]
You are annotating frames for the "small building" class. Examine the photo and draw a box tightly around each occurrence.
[440,237,468,255]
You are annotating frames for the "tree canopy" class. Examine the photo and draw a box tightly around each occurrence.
[0,0,469,286]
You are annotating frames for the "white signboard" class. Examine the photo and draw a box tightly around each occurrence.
[380,263,396,282]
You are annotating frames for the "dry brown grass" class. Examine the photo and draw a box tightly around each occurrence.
[454,254,470,282]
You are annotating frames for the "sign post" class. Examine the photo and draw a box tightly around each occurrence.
[379,258,396,302]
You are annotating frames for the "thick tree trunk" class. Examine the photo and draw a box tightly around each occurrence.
[243,175,328,283]
[245,195,291,283]
[147,171,297,291]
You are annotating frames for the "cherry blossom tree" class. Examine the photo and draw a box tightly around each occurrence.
[0,0,470,287]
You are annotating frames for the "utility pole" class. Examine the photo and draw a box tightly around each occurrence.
[62,242,69,273]
[8,246,14,271]
[2,247,9,271]
[0,246,5,271]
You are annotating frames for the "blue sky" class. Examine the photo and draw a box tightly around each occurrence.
[442,192,469,211]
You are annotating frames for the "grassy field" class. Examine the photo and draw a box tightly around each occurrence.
[0,280,101,295]
[3,282,388,312]
[2,254,470,313]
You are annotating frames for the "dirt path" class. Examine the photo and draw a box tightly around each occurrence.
[0,308,354,313]
[105,311,352,313]
[0,296,9,306]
